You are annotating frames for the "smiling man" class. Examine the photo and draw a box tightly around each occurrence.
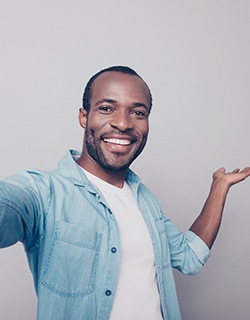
[77,70,151,186]
[0,66,250,320]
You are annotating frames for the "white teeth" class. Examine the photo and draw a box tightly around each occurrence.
[104,138,131,145]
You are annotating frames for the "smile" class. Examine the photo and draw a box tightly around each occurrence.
[103,138,132,145]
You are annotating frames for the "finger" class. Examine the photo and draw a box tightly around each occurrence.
[239,167,250,175]
[231,168,240,174]
[216,167,226,173]
[213,167,225,179]
[240,166,250,173]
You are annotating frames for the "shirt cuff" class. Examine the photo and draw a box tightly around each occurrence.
[185,230,211,265]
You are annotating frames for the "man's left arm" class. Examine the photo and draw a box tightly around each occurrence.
[190,167,250,249]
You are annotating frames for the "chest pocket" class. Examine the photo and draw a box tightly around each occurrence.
[41,221,103,298]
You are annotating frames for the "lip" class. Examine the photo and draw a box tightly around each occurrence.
[103,138,132,145]
[101,135,136,153]
[102,133,136,143]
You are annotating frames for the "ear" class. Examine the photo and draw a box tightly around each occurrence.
[78,108,87,129]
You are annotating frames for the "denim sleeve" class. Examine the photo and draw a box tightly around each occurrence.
[0,171,51,250]
[164,216,210,275]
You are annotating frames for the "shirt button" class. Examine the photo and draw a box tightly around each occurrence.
[111,247,117,253]
[105,290,112,296]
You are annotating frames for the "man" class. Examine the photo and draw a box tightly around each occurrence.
[0,66,249,320]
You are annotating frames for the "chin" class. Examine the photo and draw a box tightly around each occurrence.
[101,162,130,172]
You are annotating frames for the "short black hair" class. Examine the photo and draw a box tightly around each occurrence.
[82,65,152,113]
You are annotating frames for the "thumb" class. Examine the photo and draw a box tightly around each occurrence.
[216,167,226,173]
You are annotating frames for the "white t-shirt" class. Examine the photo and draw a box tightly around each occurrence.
[83,169,163,320]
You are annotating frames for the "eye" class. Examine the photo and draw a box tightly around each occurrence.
[132,109,149,118]
[135,110,145,116]
[98,105,113,113]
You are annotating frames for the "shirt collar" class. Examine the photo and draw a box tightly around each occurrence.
[56,150,141,195]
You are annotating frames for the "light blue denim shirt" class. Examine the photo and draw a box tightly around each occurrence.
[0,150,210,320]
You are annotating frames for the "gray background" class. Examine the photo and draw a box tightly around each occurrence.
[0,1,249,319]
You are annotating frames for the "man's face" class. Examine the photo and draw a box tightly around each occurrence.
[80,71,151,173]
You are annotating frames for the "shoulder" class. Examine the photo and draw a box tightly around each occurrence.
[138,182,163,210]
[126,169,163,209]
[1,169,54,199]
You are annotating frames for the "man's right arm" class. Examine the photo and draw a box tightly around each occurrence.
[0,195,26,247]
[0,171,49,250]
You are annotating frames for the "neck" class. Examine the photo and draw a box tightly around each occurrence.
[77,156,128,189]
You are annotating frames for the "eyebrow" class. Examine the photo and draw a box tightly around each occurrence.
[95,99,116,105]
[133,102,149,109]
[95,99,150,110]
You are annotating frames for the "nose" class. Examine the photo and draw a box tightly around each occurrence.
[109,110,132,132]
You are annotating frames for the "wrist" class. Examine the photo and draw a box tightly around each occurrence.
[210,178,230,195]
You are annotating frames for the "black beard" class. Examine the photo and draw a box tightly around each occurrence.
[85,127,147,172]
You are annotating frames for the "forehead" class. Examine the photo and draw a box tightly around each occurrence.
[91,72,151,106]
